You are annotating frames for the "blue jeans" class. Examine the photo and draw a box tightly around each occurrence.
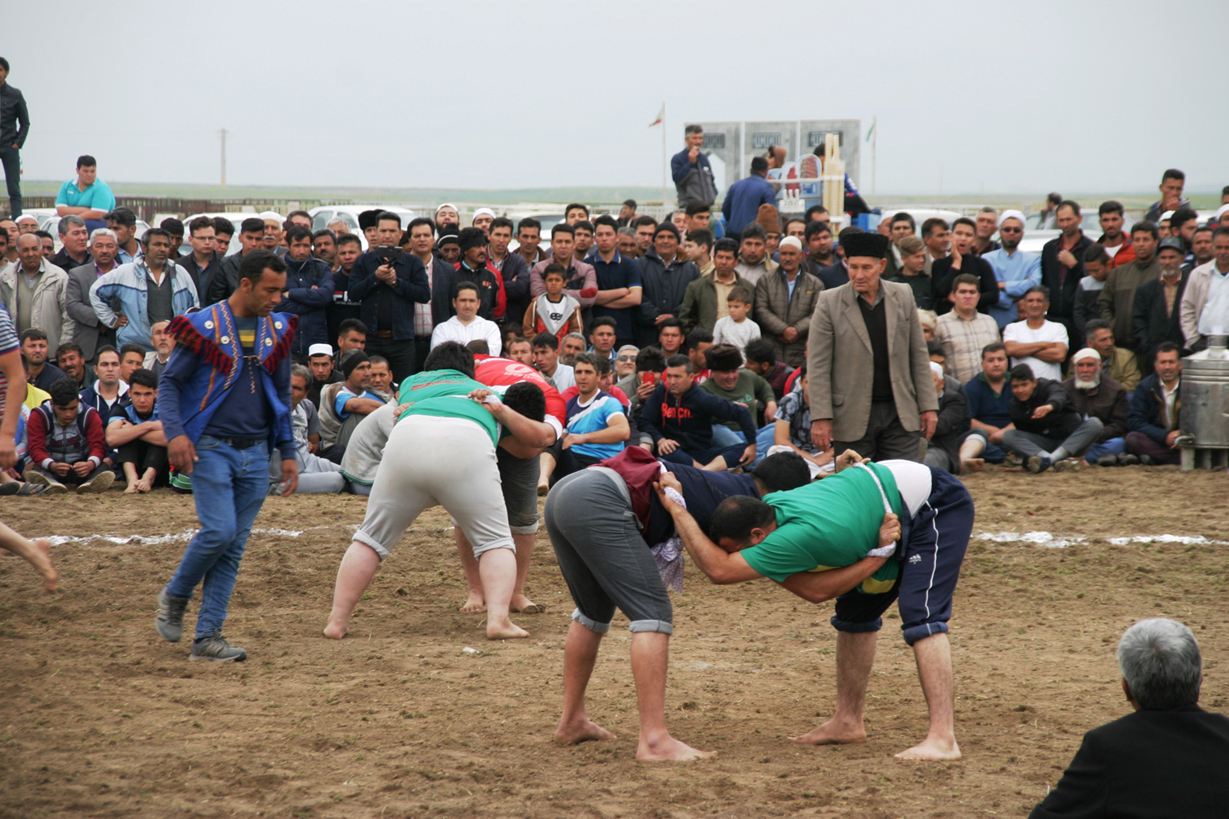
[0,147,21,217]
[167,435,271,638]
[1084,437,1125,464]
[710,423,777,466]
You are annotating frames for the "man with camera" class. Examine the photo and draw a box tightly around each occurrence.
[346,211,430,384]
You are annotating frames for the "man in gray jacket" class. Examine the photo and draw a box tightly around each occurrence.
[636,224,699,347]
[753,236,821,367]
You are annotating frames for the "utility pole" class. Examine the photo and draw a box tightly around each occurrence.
[219,128,227,188]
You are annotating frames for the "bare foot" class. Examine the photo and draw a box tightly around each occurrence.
[510,595,543,614]
[322,616,349,640]
[486,619,529,640]
[960,458,984,474]
[32,539,57,593]
[555,718,616,745]
[459,592,485,613]
[895,737,961,761]
[790,718,867,746]
[637,735,716,762]
[124,482,140,494]
[136,479,152,493]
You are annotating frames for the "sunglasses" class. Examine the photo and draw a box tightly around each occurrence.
[617,355,636,362]
[999,226,1023,234]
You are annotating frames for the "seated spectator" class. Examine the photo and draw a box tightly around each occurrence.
[20,329,67,391]
[88,228,199,353]
[1062,348,1130,466]
[614,344,639,380]
[1125,342,1183,466]
[275,364,345,494]
[686,327,715,384]
[743,339,793,400]
[339,401,403,496]
[1003,286,1068,381]
[1072,245,1110,338]
[531,331,575,391]
[78,346,128,423]
[367,355,395,401]
[1132,237,1189,371]
[1002,363,1103,473]
[935,274,1001,385]
[680,237,752,334]
[560,332,586,366]
[319,350,386,462]
[700,343,777,461]
[958,343,1015,471]
[278,224,334,359]
[105,368,168,493]
[614,345,667,446]
[713,286,761,358]
[552,352,630,480]
[522,263,582,343]
[55,342,93,389]
[639,354,756,472]
[768,364,832,479]
[430,281,501,354]
[1085,318,1142,392]
[885,235,933,310]
[588,316,619,363]
[1029,618,1229,819]
[118,344,145,384]
[306,342,343,408]
[141,320,175,381]
[923,362,969,475]
[22,378,115,494]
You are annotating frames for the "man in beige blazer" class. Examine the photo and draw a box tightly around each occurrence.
[808,232,938,460]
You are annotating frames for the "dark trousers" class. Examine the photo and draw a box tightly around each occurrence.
[834,400,922,462]
[117,439,170,485]
[1124,431,1181,465]
[413,336,433,375]
[366,336,415,386]
[0,147,20,217]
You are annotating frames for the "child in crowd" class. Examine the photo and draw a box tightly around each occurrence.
[711,286,761,360]
[23,379,115,494]
[523,264,583,343]
[105,368,169,493]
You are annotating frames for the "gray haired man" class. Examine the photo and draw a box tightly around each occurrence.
[51,214,91,272]
[1030,618,1229,818]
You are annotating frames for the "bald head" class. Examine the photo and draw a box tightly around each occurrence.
[17,233,43,271]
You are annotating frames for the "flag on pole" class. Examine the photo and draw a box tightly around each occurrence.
[865,120,875,142]
[648,104,664,128]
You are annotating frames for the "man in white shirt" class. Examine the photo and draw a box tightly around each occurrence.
[429,281,501,354]
[531,332,575,392]
[1003,285,1068,381]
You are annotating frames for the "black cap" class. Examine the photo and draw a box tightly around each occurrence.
[340,349,370,378]
[1157,237,1186,254]
[840,232,891,259]
[437,230,460,248]
[654,223,680,240]
[358,210,382,231]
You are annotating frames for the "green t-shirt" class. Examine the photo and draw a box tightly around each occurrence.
[701,369,776,430]
[740,462,903,594]
[397,369,503,447]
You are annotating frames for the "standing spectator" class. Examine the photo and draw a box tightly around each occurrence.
[564,203,589,225]
[734,224,778,285]
[935,274,1001,385]
[1073,245,1111,336]
[1099,221,1161,352]
[66,228,122,361]
[1,234,69,354]
[713,286,761,355]
[615,199,638,230]
[680,237,751,334]
[105,207,141,264]
[54,156,116,232]
[327,233,364,346]
[554,352,629,479]
[1040,200,1094,347]
[922,362,969,475]
[920,218,950,276]
[883,212,916,277]
[1132,238,1189,370]
[756,204,782,259]
[682,228,714,277]
[632,215,658,256]
[454,227,506,321]
[1002,364,1103,473]
[514,218,548,271]
[754,236,820,367]
[885,235,933,310]
[430,281,501,354]
[312,229,338,271]
[671,124,718,208]
[1180,227,1229,353]
[803,221,837,274]
[35,230,54,259]
[983,210,1042,328]
[401,218,454,373]
[1084,318,1142,392]
[0,221,13,266]
[958,343,1013,470]
[20,329,67,390]
[685,204,712,237]
[572,220,595,260]
[178,217,222,301]
[105,367,168,492]
[154,250,297,662]
[531,332,575,392]
[160,218,185,257]
[1143,169,1189,224]
[347,212,430,383]
[588,316,619,364]
[211,217,234,258]
[528,224,597,315]
[721,156,775,238]
[208,218,266,304]
[89,228,198,353]
[335,318,366,357]
[616,227,640,259]
[636,223,699,347]
[523,264,582,344]
[1003,286,1069,382]
[1094,200,1135,268]
[808,232,938,461]
[487,217,530,328]
[259,212,284,254]
[972,207,1001,256]
[1190,226,1215,269]
[1062,348,1129,466]
[1124,343,1183,466]
[277,225,333,358]
[22,377,115,493]
[589,215,642,346]
[0,58,30,219]
[51,215,92,272]
[639,354,757,471]
[1037,192,1063,229]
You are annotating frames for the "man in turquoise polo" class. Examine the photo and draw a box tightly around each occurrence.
[55,155,117,232]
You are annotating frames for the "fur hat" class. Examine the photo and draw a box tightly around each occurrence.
[839,232,891,259]
[756,203,781,235]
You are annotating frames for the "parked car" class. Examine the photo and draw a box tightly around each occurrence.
[308,205,418,250]
[1019,211,1134,254]
[506,212,564,253]
[176,212,258,256]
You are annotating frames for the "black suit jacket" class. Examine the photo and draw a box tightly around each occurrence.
[1030,705,1229,819]
[1040,232,1095,322]
[931,255,998,316]
[1131,272,1188,364]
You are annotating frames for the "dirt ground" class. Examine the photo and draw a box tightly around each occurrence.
[2,465,1227,819]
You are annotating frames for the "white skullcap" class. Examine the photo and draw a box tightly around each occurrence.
[259,211,283,221]
[435,203,458,215]
[998,209,1027,229]
[929,361,944,378]
[308,344,333,358]
[1072,348,1100,364]
[1215,203,1229,220]
[472,207,497,222]
[14,214,38,225]
[779,236,803,251]
[1159,210,1175,222]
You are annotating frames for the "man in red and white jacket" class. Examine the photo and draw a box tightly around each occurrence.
[23,377,115,494]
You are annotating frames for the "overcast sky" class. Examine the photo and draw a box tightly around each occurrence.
[6,0,1226,196]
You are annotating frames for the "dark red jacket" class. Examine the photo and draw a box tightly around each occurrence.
[27,404,107,469]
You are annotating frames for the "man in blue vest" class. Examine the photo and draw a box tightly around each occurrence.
[154,249,298,662]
